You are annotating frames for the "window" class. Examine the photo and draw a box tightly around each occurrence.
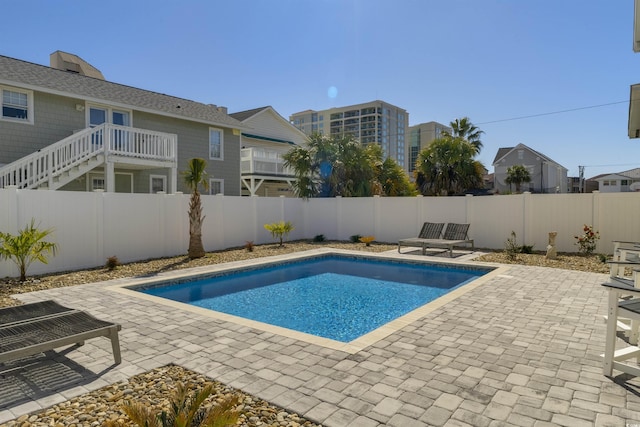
[88,105,131,127]
[150,175,167,193]
[517,150,524,160]
[2,87,33,123]
[622,180,629,186]
[209,178,224,195]
[91,177,105,191]
[209,128,223,160]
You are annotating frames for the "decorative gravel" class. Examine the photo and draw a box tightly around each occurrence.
[0,241,609,426]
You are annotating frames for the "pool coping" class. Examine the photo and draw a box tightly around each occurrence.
[108,248,510,354]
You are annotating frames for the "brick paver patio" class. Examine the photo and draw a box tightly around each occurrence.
[2,250,640,426]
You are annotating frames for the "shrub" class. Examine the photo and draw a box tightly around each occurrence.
[313,234,326,242]
[0,219,58,282]
[244,241,254,252]
[359,236,375,246]
[264,221,294,247]
[350,234,362,243]
[105,255,120,271]
[505,231,519,261]
[598,253,608,263]
[519,244,535,254]
[109,381,242,427]
[574,224,600,255]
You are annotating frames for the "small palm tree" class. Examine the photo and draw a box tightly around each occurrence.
[505,164,531,193]
[264,221,295,247]
[183,158,209,259]
[0,219,58,282]
[113,382,241,427]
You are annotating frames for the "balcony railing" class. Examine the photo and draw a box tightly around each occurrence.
[0,123,177,189]
[241,147,294,176]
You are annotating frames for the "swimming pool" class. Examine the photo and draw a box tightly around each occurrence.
[126,251,496,348]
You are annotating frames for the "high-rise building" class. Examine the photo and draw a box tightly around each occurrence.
[290,100,409,168]
[407,121,451,173]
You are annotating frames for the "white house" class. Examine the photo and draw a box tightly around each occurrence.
[593,168,640,192]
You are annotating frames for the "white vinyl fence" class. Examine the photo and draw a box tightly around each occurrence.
[1,188,639,278]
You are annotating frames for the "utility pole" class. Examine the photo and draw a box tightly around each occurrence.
[578,165,585,193]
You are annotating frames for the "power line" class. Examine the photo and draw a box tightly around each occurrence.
[476,100,628,125]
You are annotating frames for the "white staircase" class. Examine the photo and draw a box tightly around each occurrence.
[0,124,177,190]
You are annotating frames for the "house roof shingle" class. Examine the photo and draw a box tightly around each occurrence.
[0,55,244,129]
[229,106,271,122]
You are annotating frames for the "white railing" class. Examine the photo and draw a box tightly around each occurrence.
[0,124,177,189]
[240,147,293,176]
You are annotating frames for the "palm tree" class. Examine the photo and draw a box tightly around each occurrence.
[0,219,58,282]
[414,135,484,196]
[445,117,484,154]
[183,158,209,259]
[505,164,531,193]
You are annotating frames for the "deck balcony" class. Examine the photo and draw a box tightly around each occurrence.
[240,147,295,196]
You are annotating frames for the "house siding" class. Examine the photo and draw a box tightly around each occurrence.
[493,145,568,193]
[133,112,241,195]
[0,91,85,164]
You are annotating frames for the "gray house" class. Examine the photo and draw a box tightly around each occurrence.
[492,143,568,193]
[0,52,246,194]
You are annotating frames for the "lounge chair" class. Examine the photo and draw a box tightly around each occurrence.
[398,222,474,257]
[0,300,121,365]
[397,222,445,255]
[601,281,640,377]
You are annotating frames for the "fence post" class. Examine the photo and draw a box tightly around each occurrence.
[336,196,342,240]
[416,194,423,231]
[592,190,601,253]
[522,192,532,246]
[373,195,381,240]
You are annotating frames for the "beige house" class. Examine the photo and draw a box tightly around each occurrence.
[230,106,308,197]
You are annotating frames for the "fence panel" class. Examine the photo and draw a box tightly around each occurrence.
[1,188,640,278]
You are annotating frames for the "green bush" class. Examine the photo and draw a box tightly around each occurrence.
[107,382,242,427]
[0,219,58,282]
[264,221,294,247]
[105,255,120,271]
[313,234,326,242]
[504,231,520,261]
[574,224,600,255]
[350,234,362,243]
[519,244,535,254]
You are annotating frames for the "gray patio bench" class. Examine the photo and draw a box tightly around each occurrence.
[0,300,121,365]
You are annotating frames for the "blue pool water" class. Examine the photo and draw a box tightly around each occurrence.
[138,255,487,342]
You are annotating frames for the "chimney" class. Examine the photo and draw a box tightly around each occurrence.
[217,106,228,114]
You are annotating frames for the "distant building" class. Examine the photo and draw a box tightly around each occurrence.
[492,143,568,193]
[567,176,598,193]
[290,100,408,168]
[591,167,640,192]
[407,121,451,174]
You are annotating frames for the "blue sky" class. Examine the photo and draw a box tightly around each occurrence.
[5,1,640,177]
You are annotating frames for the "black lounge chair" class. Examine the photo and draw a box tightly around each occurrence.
[0,300,121,365]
